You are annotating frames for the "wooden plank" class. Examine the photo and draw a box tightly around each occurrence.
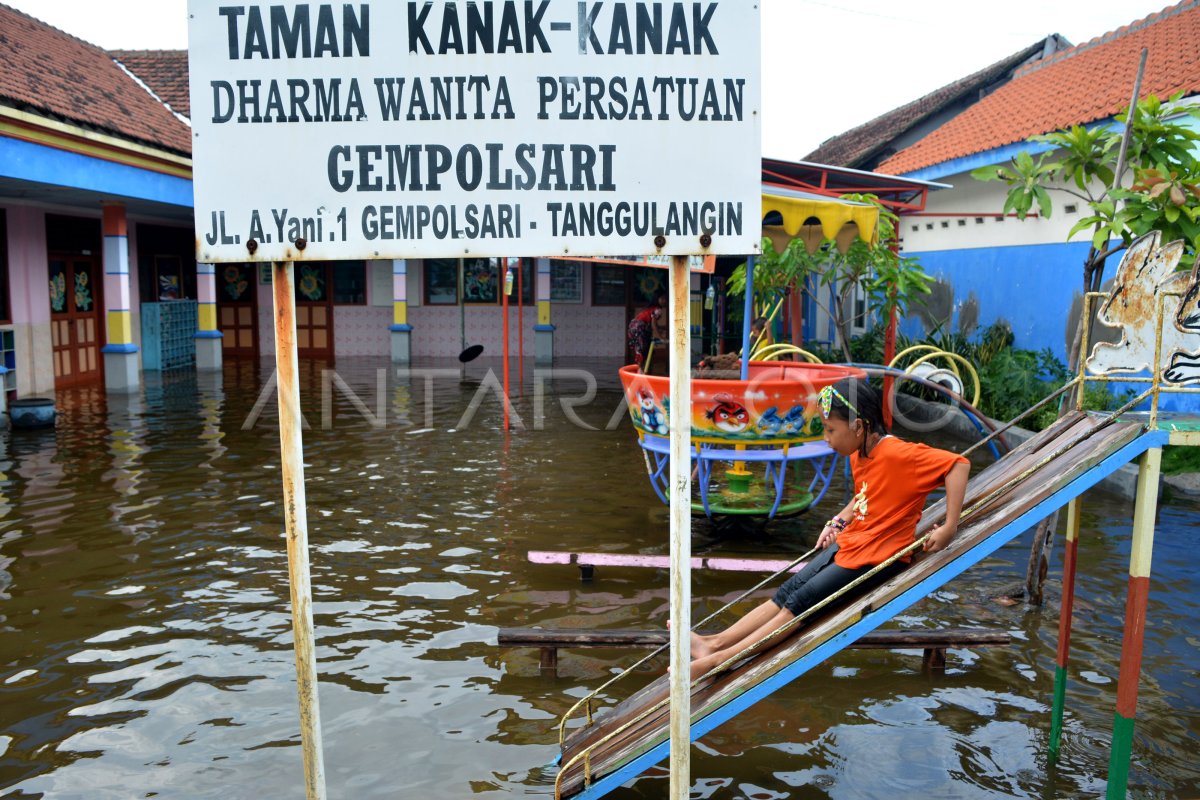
[528,551,807,574]
[499,627,1010,649]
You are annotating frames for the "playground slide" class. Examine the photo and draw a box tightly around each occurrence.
[556,411,1159,799]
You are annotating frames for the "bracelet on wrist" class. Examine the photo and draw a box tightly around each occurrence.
[826,517,847,531]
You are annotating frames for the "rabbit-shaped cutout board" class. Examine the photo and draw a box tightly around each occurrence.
[1087,231,1200,385]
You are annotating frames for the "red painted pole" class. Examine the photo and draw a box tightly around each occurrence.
[517,259,524,398]
[1106,447,1162,798]
[503,262,510,431]
[1049,499,1082,759]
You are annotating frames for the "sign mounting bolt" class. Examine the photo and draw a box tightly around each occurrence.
[654,235,666,249]
[699,233,712,248]
[246,239,258,255]
[295,238,308,251]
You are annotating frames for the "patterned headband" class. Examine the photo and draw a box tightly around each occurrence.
[818,385,859,419]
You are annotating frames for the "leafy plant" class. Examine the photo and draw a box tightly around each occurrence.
[973,92,1200,376]
[725,234,811,311]
[866,321,1129,431]
[728,195,932,361]
[1162,445,1200,475]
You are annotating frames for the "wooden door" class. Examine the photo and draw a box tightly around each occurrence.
[216,263,258,357]
[294,262,333,358]
[48,255,103,387]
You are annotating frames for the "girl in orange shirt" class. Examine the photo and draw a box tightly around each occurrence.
[689,378,970,679]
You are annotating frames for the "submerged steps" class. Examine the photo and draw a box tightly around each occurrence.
[498,626,1012,676]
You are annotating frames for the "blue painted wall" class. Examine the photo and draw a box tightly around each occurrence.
[902,240,1200,411]
[901,240,1094,363]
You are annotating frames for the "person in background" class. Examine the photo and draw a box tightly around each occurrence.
[628,291,666,370]
[749,317,770,353]
[650,292,671,344]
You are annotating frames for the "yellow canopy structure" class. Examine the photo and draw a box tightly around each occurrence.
[761,189,880,254]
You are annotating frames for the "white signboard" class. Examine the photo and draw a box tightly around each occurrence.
[187,1,761,262]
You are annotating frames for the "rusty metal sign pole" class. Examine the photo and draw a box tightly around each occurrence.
[271,261,328,800]
[667,253,692,800]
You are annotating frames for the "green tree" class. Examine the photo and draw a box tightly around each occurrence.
[973,92,1200,605]
[973,93,1200,374]
[727,194,931,361]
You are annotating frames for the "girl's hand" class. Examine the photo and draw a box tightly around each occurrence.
[923,524,957,552]
[817,523,839,549]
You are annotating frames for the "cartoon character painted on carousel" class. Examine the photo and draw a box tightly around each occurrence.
[636,387,669,435]
[756,407,785,436]
[706,393,751,434]
[781,405,808,436]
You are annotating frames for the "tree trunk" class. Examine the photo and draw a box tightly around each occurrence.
[1025,250,1111,605]
[1025,512,1059,605]
[836,291,853,363]
[789,283,804,350]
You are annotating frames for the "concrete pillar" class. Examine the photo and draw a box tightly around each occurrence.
[534,257,554,364]
[195,262,223,370]
[389,259,413,363]
[100,204,140,393]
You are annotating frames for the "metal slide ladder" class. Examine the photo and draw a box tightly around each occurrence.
[555,410,1165,799]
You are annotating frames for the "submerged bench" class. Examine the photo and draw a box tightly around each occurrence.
[528,550,808,582]
[498,627,1011,675]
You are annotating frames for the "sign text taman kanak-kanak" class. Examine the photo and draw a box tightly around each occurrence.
[188,1,761,261]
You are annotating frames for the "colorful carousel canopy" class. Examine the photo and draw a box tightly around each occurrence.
[761,186,880,254]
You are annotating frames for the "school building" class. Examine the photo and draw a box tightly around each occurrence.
[0,4,943,402]
[808,1,1200,368]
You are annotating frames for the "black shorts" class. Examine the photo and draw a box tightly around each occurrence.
[772,544,904,616]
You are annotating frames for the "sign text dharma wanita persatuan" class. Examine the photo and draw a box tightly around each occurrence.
[187,1,761,262]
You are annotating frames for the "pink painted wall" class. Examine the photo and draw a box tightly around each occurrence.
[334,305,390,356]
[4,205,49,325]
[246,260,629,360]
[553,306,626,357]
[257,277,276,356]
[407,303,625,358]
[407,260,626,359]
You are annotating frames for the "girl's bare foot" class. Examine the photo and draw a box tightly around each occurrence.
[669,620,716,660]
[690,651,724,681]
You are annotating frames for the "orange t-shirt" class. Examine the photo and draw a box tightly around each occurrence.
[834,436,969,570]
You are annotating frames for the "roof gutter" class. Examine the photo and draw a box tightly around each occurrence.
[0,105,192,180]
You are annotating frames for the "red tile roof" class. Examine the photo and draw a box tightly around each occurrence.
[0,3,191,155]
[804,39,1062,169]
[111,49,190,119]
[880,0,1200,175]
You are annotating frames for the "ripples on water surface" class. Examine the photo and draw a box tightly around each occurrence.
[0,358,1196,799]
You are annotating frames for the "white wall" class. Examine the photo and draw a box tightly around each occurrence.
[898,169,1097,254]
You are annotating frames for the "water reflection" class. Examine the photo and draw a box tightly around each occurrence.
[0,357,1196,798]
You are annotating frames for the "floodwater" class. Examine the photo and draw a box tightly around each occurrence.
[0,357,1197,799]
